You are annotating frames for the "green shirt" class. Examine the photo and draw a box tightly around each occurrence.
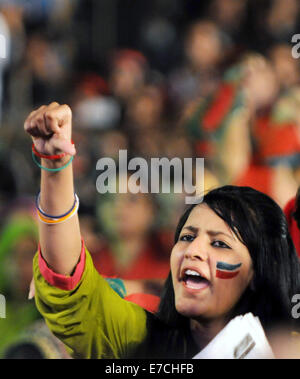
[33,248,148,359]
[33,248,198,359]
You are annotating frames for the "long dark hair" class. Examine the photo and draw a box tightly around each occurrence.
[293,187,300,229]
[157,185,300,332]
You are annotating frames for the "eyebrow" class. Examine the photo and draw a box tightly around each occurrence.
[181,226,198,234]
[181,226,235,241]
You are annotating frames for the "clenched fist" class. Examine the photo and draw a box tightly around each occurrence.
[24,102,76,156]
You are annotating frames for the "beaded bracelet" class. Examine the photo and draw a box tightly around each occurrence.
[32,151,74,172]
[36,193,79,224]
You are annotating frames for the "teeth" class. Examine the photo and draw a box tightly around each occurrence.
[185,269,201,277]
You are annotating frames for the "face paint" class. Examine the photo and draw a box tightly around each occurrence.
[216,261,242,279]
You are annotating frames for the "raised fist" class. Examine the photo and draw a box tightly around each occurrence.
[24,102,76,156]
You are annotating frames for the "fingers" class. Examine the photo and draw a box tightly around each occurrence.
[43,103,69,134]
[24,102,75,156]
[24,102,71,138]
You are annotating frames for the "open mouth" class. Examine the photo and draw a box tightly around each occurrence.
[182,269,210,290]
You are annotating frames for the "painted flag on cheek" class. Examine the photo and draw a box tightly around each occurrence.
[216,262,242,279]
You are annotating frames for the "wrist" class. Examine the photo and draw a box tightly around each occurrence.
[32,153,74,173]
[41,155,72,169]
[32,140,75,173]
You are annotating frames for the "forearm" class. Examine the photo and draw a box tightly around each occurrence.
[39,156,81,276]
[25,103,82,275]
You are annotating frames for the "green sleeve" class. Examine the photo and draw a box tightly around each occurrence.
[33,248,148,359]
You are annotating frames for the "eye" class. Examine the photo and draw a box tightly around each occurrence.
[212,240,231,249]
[179,234,195,242]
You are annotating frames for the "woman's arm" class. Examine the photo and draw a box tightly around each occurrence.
[26,104,149,358]
[24,102,81,275]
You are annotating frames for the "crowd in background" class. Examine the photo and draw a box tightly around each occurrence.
[0,0,300,358]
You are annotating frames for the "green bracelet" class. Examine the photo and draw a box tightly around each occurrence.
[32,151,74,172]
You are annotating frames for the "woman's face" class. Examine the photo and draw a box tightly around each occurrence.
[171,203,253,322]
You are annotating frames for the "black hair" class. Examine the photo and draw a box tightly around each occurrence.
[157,185,300,333]
[293,187,300,229]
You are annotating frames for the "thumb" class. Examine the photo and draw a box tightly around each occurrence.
[53,137,76,156]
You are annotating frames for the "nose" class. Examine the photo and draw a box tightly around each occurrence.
[184,236,208,261]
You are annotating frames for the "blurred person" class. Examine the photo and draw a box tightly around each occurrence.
[168,20,226,110]
[240,53,279,113]
[235,163,298,209]
[97,129,128,162]
[235,86,300,207]
[71,130,127,212]
[22,31,69,108]
[2,320,71,359]
[253,86,300,168]
[181,51,299,206]
[71,73,121,131]
[139,16,179,74]
[68,128,108,212]
[125,84,168,158]
[109,49,148,109]
[71,130,96,210]
[162,130,194,161]
[94,175,170,281]
[266,0,300,43]
[0,205,41,357]
[127,85,165,132]
[70,73,122,209]
[250,0,300,52]
[207,0,249,45]
[183,53,279,185]
[268,44,300,91]
[48,0,75,30]
[76,211,100,256]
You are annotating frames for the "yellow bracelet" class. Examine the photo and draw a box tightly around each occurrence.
[37,195,79,224]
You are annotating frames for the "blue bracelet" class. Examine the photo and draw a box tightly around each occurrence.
[32,151,74,172]
[36,192,77,219]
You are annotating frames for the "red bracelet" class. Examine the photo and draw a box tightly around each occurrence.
[32,140,74,160]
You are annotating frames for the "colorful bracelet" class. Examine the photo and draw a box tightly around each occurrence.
[32,151,74,172]
[36,192,77,219]
[36,193,80,224]
[32,140,74,160]
[37,202,79,224]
